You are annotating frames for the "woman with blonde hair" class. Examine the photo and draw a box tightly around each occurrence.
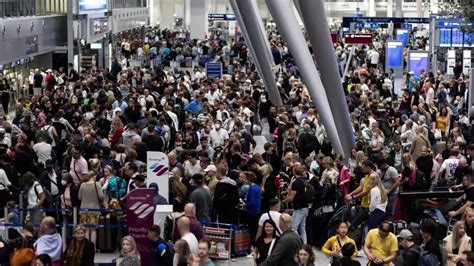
[367,173,388,230]
[321,157,339,185]
[401,153,417,191]
[260,164,277,213]
[63,225,95,266]
[119,235,140,266]
[443,221,472,266]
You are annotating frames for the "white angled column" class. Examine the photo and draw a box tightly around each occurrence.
[296,0,355,159]
[159,0,176,30]
[231,0,283,106]
[266,0,344,156]
[190,0,208,39]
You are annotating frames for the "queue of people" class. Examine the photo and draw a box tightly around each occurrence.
[0,26,471,266]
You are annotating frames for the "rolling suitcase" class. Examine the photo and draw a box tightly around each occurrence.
[97,215,113,252]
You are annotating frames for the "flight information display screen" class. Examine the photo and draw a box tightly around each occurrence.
[439,28,452,47]
[451,28,463,47]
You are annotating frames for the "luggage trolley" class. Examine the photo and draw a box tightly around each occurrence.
[202,222,233,260]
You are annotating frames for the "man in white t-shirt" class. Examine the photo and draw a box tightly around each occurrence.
[33,135,52,165]
[257,199,282,238]
[209,121,229,148]
[369,49,380,69]
[439,148,461,184]
[179,216,199,254]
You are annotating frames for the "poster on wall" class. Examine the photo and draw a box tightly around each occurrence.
[26,35,38,55]
[396,29,409,47]
[463,50,471,75]
[79,0,107,13]
[126,188,155,266]
[408,51,429,77]
[447,49,456,76]
[386,41,404,69]
[146,152,169,202]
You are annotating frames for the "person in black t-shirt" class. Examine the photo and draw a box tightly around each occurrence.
[282,165,309,244]
[449,174,474,218]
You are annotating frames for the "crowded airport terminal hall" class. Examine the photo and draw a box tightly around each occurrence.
[0,0,473,265]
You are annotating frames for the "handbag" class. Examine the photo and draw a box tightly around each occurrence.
[94,182,108,216]
[10,239,34,266]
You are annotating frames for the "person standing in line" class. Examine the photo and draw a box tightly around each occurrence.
[282,165,309,244]
[197,240,215,266]
[119,235,140,266]
[178,216,199,254]
[260,213,303,266]
[188,174,212,223]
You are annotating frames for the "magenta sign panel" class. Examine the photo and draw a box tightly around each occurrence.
[126,188,155,266]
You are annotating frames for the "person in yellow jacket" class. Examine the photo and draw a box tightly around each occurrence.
[322,221,358,258]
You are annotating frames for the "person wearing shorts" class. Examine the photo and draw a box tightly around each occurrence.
[78,171,104,247]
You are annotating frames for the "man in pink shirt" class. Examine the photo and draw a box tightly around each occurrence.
[69,146,88,184]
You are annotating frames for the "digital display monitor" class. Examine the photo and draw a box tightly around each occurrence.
[452,28,463,47]
[464,32,473,47]
[396,29,409,47]
[0,65,3,72]
[409,51,429,77]
[386,41,404,69]
[10,61,16,68]
[439,28,452,47]
[79,0,107,13]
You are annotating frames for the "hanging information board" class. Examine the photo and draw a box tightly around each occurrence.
[408,51,429,77]
[439,28,452,47]
[386,41,404,69]
[396,29,409,47]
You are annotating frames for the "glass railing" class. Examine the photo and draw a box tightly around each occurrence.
[0,0,66,18]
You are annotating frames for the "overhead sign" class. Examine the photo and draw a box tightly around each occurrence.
[344,34,373,44]
[342,17,430,27]
[408,51,429,77]
[146,152,169,202]
[79,0,107,13]
[439,28,452,47]
[331,33,337,44]
[206,62,223,78]
[90,43,102,49]
[208,14,237,21]
[386,41,404,69]
[396,29,409,47]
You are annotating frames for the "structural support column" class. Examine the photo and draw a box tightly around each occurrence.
[190,0,207,39]
[67,0,73,64]
[368,0,376,16]
[267,0,343,156]
[184,0,191,27]
[387,0,393,17]
[416,0,423,17]
[160,0,175,30]
[395,0,402,17]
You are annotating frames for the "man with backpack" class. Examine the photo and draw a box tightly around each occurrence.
[395,229,421,266]
[282,165,309,244]
[148,225,174,266]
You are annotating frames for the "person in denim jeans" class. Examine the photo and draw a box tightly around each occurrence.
[282,165,309,244]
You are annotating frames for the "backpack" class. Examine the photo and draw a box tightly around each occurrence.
[41,126,53,144]
[303,180,316,206]
[425,126,436,145]
[414,169,430,191]
[34,183,52,208]
[152,239,174,265]
[409,247,439,266]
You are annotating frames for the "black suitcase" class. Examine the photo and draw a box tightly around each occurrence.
[97,215,113,252]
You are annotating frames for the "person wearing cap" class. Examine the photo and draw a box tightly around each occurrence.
[394,229,421,266]
[188,174,211,223]
[129,174,147,193]
[203,164,218,196]
[364,221,398,265]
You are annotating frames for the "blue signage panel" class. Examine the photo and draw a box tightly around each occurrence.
[452,28,464,47]
[342,17,430,27]
[206,62,222,79]
[396,29,409,47]
[409,52,429,77]
[464,32,473,47]
[79,0,107,12]
[208,14,237,21]
[439,28,452,47]
[386,41,404,69]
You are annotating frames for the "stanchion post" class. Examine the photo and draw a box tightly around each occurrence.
[3,207,7,221]
[73,207,78,227]
[62,218,67,251]
[19,192,24,223]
